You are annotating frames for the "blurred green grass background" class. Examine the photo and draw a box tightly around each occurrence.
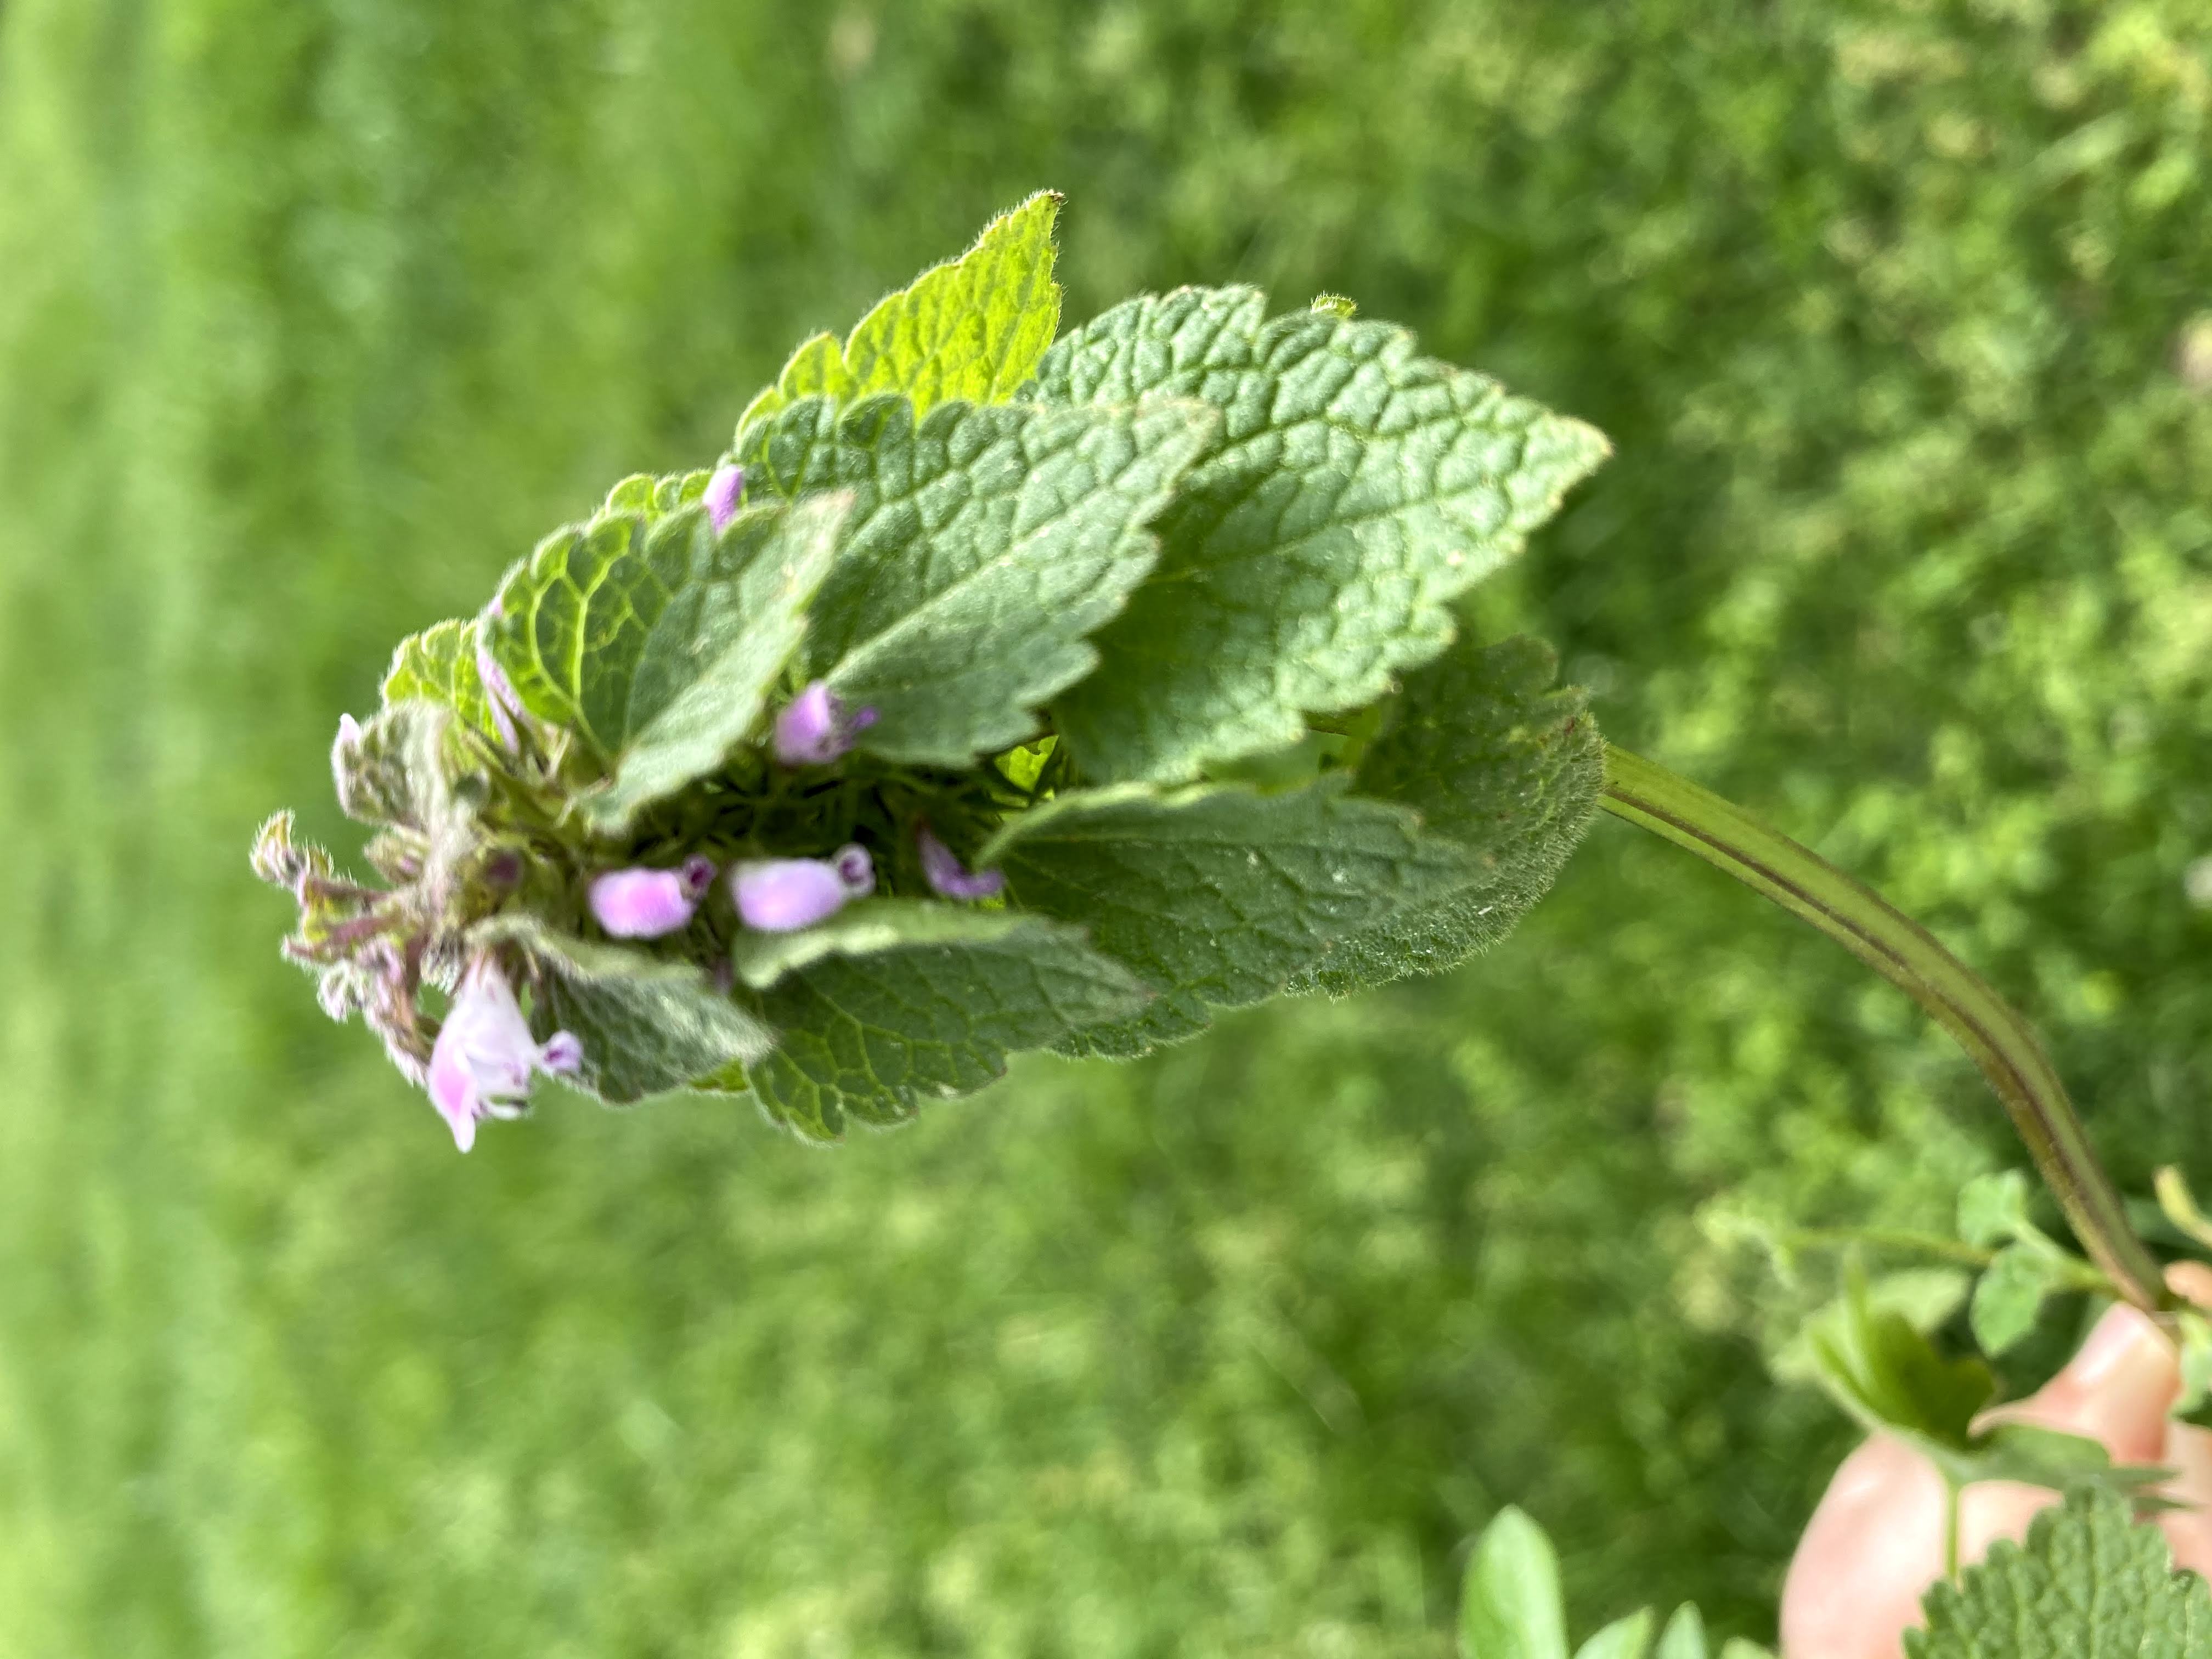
[3,2,2210,1653]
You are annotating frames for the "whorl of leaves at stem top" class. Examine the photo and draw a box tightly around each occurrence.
[253,191,1611,1148]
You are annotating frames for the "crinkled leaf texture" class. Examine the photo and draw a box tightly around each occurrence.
[1028,285,1610,782]
[477,918,775,1107]
[983,776,1474,1058]
[738,190,1062,438]
[486,494,850,834]
[709,899,1151,1142]
[1291,634,1602,997]
[381,619,501,746]
[1910,1489,2212,1658]
[734,393,1216,765]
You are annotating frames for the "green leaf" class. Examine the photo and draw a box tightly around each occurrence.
[487,495,850,833]
[1718,1645,1775,1659]
[331,699,460,831]
[737,191,1063,438]
[1029,285,1610,781]
[981,777,1474,1058]
[1909,1489,2212,1658]
[2175,1310,2212,1418]
[1797,1271,2164,1497]
[1652,1606,1706,1659]
[476,920,776,1107]
[598,469,711,524]
[1459,1506,1567,1659]
[1959,1171,2035,1249]
[730,905,1152,1142]
[1800,1269,1997,1480]
[381,618,500,742]
[735,393,1215,765]
[1289,635,1604,996]
[1971,1244,2062,1356]
[1573,1611,1655,1659]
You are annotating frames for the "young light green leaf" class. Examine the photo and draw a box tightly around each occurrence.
[1459,1506,1567,1659]
[1029,285,1610,781]
[1910,1489,2212,1658]
[981,776,1474,1058]
[735,393,1215,765]
[487,496,850,833]
[1959,1170,2035,1249]
[1288,634,1603,996]
[729,906,1152,1142]
[331,699,459,832]
[1652,1605,1706,1659]
[1970,1423,2170,1503]
[1971,1244,2062,1356]
[381,617,500,741]
[2176,1310,2212,1419]
[1717,1645,1775,1659]
[1573,1611,1655,1659]
[599,469,711,524]
[1799,1270,1997,1483]
[475,919,776,1107]
[737,191,1063,438]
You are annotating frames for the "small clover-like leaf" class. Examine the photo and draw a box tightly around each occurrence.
[1971,1244,2063,1356]
[1292,634,1603,996]
[1459,1506,1567,1659]
[735,394,1215,766]
[1959,1170,2036,1249]
[1910,1489,2212,1658]
[1800,1269,1997,1479]
[983,777,1474,1058]
[1030,285,1610,782]
[479,918,775,1107]
[737,190,1063,439]
[725,904,1151,1142]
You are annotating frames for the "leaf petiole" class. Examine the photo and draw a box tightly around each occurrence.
[1599,745,2170,1318]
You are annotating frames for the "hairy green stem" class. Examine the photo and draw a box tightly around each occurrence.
[1599,744,2169,1318]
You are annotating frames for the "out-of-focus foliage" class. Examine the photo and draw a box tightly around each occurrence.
[2,2,2209,1655]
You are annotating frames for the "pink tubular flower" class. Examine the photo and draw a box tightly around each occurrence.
[704,464,746,533]
[588,855,716,939]
[731,843,874,931]
[772,680,879,766]
[426,958,583,1153]
[917,826,1005,901]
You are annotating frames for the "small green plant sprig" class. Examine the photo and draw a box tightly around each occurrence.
[254,194,1611,1149]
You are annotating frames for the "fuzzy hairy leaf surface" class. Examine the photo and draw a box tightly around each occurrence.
[1028,285,1609,781]
[1293,635,1602,996]
[381,618,500,742]
[737,191,1063,438]
[721,902,1150,1142]
[735,393,1215,765]
[982,777,1472,1058]
[481,920,775,1107]
[1910,1490,2212,1658]
[486,496,848,833]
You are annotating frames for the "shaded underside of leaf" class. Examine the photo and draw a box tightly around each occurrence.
[981,776,1472,1058]
[730,906,1151,1141]
[734,392,1216,765]
[736,190,1063,439]
[478,919,776,1107]
[1292,634,1604,996]
[1030,284,1611,782]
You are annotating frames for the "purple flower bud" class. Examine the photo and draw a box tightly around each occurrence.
[704,464,746,533]
[772,680,879,766]
[917,826,1005,901]
[679,854,718,898]
[589,865,709,939]
[426,958,580,1153]
[731,844,874,932]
